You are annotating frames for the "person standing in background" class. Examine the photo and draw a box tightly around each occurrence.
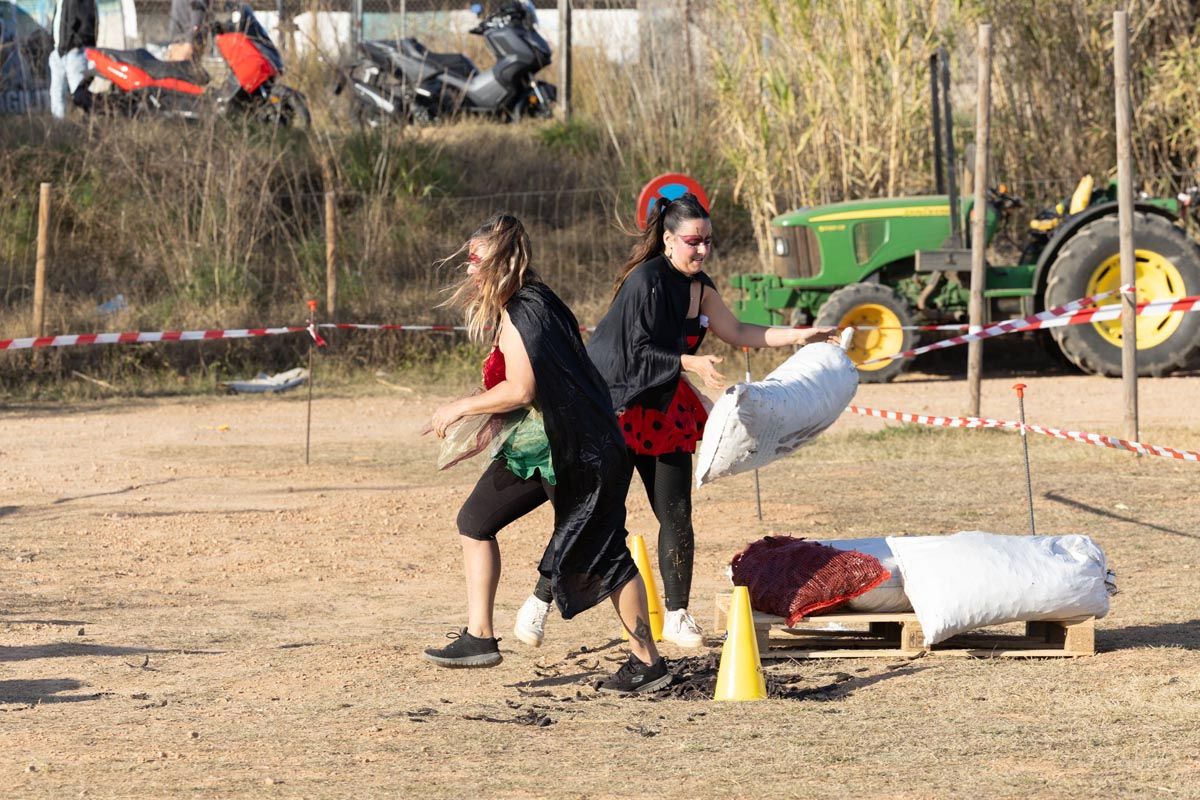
[48,0,97,118]
[165,0,210,61]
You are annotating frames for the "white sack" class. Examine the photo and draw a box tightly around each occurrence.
[887,531,1112,646]
[818,538,912,613]
[695,342,858,488]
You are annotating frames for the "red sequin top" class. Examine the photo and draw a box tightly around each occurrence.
[483,346,505,389]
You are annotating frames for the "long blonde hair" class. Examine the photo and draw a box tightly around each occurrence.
[440,214,539,343]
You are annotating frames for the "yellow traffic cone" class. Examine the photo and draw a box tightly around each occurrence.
[621,533,663,642]
[713,586,767,701]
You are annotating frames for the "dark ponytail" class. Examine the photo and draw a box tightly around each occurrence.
[613,193,710,298]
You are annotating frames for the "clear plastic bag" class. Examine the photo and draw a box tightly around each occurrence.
[437,408,528,470]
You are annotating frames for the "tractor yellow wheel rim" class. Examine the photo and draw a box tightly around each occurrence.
[838,304,904,370]
[1086,249,1186,349]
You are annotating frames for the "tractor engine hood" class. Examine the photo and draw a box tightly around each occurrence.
[770,195,963,283]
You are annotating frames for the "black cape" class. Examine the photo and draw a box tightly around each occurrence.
[506,281,640,620]
[587,255,716,413]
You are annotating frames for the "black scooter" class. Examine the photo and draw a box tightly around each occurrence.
[338,0,555,125]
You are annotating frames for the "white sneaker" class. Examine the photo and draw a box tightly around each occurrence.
[514,595,551,647]
[662,608,704,648]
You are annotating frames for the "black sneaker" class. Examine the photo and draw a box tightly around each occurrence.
[423,628,502,668]
[598,654,672,694]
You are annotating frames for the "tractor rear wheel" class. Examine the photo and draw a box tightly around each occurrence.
[1045,212,1200,376]
[815,282,915,383]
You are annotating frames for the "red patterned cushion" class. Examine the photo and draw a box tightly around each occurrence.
[730,536,891,626]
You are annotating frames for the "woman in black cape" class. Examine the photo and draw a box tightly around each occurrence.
[422,214,671,694]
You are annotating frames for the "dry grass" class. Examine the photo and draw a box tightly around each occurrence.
[711,0,939,258]
[1,374,1198,797]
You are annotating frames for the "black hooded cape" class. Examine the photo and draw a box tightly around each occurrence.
[505,281,640,620]
[587,255,716,413]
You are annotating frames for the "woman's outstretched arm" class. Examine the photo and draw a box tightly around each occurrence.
[432,311,536,437]
[702,288,836,349]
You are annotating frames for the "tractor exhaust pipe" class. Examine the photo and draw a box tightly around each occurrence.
[938,47,963,249]
[930,52,944,195]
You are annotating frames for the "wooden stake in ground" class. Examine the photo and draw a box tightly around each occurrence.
[322,161,337,318]
[557,0,572,121]
[966,24,991,418]
[305,299,318,466]
[34,182,51,337]
[1114,9,1139,442]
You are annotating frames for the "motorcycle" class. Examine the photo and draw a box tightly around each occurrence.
[83,4,309,127]
[338,0,555,126]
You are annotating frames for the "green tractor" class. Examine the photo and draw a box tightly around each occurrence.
[731,51,1200,382]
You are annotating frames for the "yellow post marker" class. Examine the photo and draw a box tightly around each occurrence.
[713,586,767,701]
[621,533,663,642]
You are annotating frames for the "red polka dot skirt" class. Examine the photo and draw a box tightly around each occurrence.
[618,379,708,456]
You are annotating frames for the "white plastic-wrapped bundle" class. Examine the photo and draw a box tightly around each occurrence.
[887,531,1115,646]
[694,341,858,488]
[817,538,912,612]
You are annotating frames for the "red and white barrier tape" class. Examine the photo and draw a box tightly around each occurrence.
[1,322,582,350]
[860,285,1128,365]
[846,404,1199,462]
[861,322,972,332]
[306,322,327,347]
[1022,294,1200,330]
[0,326,308,351]
[318,323,463,332]
[315,322,601,334]
[7,288,1198,353]
[779,322,974,332]
[830,294,1200,333]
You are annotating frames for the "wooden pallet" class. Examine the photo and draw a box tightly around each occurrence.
[712,593,1095,658]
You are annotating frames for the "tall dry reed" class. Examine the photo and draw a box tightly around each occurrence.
[707,0,941,259]
[707,0,1200,255]
[983,0,1200,200]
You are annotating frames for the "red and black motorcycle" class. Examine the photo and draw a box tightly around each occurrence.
[83,5,309,126]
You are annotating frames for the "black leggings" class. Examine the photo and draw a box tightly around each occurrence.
[457,459,555,541]
[533,450,694,611]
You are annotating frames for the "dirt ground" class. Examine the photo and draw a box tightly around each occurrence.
[2,368,1200,799]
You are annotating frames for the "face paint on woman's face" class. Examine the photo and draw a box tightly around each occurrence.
[466,239,493,278]
[666,218,713,275]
